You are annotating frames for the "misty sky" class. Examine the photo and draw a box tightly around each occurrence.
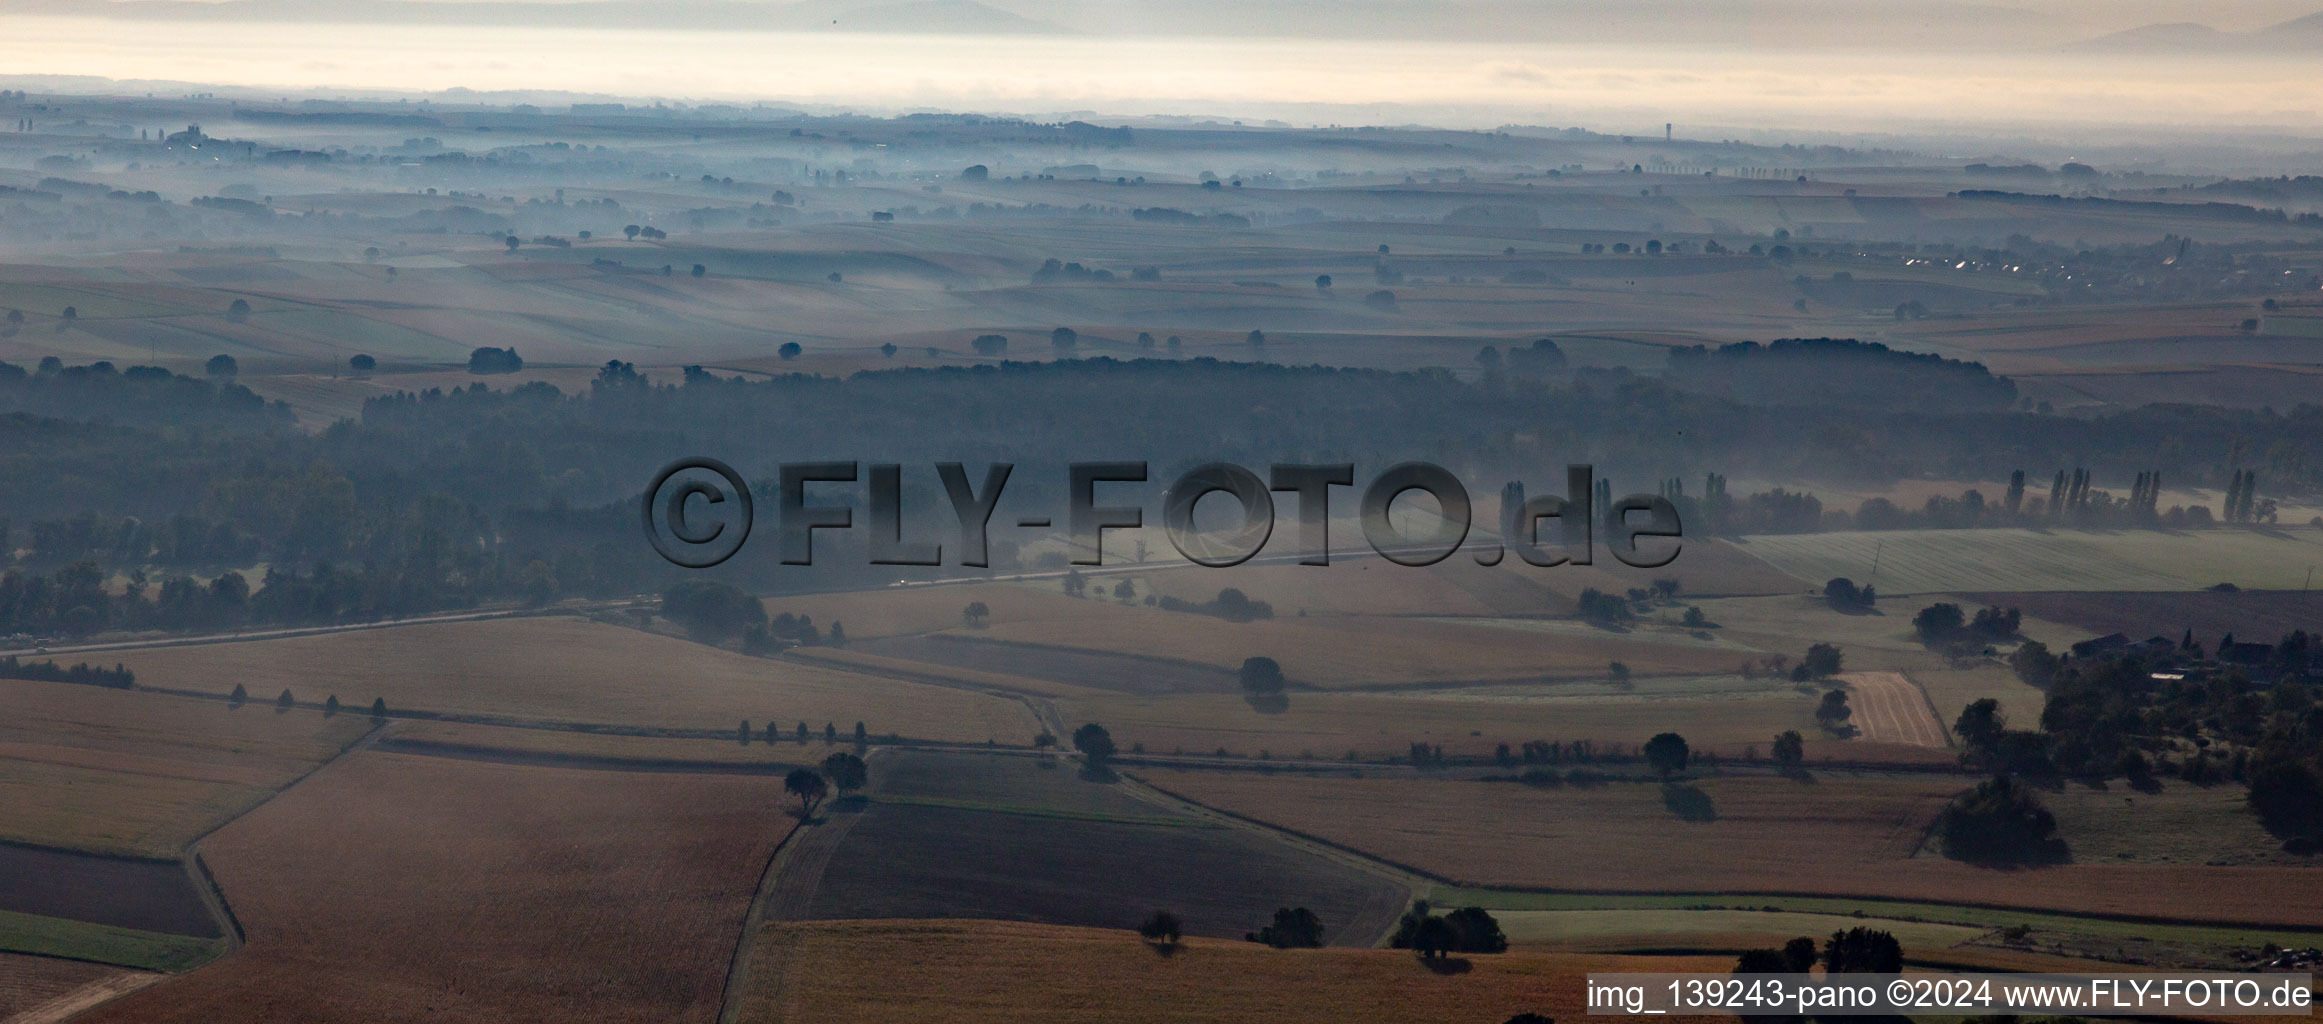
[3,0,2318,139]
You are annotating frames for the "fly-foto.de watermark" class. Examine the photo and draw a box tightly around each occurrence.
[643,459,1683,571]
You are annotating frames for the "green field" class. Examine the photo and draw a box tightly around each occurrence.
[1735,528,2323,594]
[0,909,223,973]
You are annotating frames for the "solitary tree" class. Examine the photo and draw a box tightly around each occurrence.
[349,353,377,376]
[1815,689,1853,732]
[1800,642,1843,679]
[1138,911,1183,945]
[778,342,803,360]
[1315,274,1332,291]
[1771,729,1804,768]
[274,688,294,712]
[229,683,247,708]
[1238,656,1286,695]
[370,696,387,721]
[1953,699,2005,757]
[1073,722,1117,768]
[691,263,706,277]
[880,342,897,358]
[1643,732,1690,779]
[324,695,340,717]
[821,751,868,795]
[1246,329,1266,347]
[961,601,990,627]
[206,353,238,378]
[623,224,641,240]
[1051,326,1078,351]
[226,298,251,322]
[505,235,520,252]
[784,767,829,817]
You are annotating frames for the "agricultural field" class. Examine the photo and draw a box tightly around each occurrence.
[381,718,824,768]
[1138,770,2323,928]
[2037,783,2309,868]
[1832,672,1949,748]
[761,581,1122,640]
[0,845,215,939]
[1426,888,2320,971]
[1129,538,1803,620]
[735,919,1738,1024]
[1059,683,1832,761]
[972,605,1749,688]
[1676,591,2091,662]
[77,750,790,1024]
[855,634,1239,695]
[1736,528,2323,594]
[0,679,372,857]
[1491,907,1991,954]
[1962,589,2323,644]
[0,954,158,1022]
[779,751,1412,946]
[113,616,1041,745]
[1907,665,2049,736]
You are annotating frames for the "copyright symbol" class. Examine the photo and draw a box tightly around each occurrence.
[642,457,753,568]
[1887,980,1912,1007]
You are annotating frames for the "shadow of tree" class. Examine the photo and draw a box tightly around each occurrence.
[1417,955,1473,975]
[1242,691,1290,715]
[1662,782,1718,822]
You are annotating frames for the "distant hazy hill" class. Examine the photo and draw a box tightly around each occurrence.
[2071,9,2323,51]
[10,0,1057,33]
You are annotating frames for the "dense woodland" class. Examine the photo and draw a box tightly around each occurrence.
[0,345,2317,637]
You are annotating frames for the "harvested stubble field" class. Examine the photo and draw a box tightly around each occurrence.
[737,919,1738,1024]
[975,607,1745,688]
[1832,672,1949,748]
[115,616,1039,744]
[1130,537,1802,620]
[786,645,1108,699]
[1736,528,2323,594]
[786,768,1410,945]
[0,680,371,857]
[1140,770,2323,927]
[0,953,154,1021]
[78,751,790,1024]
[1059,686,1826,760]
[855,634,1240,695]
[761,581,1121,639]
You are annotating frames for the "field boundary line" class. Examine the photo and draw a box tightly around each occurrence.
[718,748,890,1024]
[373,737,809,776]
[714,811,808,1024]
[1118,772,1427,947]
[0,967,164,1024]
[1905,671,1956,747]
[0,606,578,660]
